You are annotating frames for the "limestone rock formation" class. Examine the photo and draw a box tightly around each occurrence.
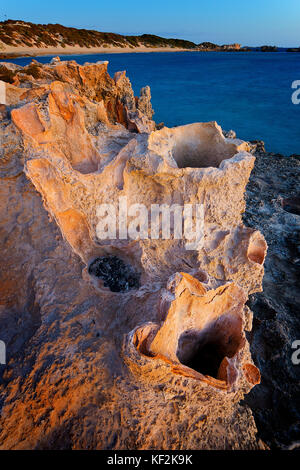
[129,272,260,393]
[136,85,154,120]
[1,59,155,130]
[0,59,268,450]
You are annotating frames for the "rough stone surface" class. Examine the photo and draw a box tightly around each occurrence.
[137,85,154,120]
[0,60,270,450]
[243,149,300,449]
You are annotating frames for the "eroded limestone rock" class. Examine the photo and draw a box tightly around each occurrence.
[130,272,260,392]
[0,59,268,450]
[137,85,154,120]
[9,62,266,377]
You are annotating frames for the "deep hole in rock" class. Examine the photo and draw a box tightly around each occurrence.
[88,256,140,292]
[281,196,300,216]
[171,126,237,168]
[176,316,243,379]
[185,339,224,377]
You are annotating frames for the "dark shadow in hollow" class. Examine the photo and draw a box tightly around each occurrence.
[88,256,140,292]
[176,315,243,379]
[281,196,300,216]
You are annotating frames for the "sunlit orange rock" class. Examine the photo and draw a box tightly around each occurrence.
[0,59,267,450]
[130,272,260,392]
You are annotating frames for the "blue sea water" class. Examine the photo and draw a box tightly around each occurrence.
[4,51,300,155]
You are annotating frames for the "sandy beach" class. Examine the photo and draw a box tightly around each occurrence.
[0,44,193,58]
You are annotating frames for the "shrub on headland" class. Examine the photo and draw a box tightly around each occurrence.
[0,64,15,83]
[0,19,199,50]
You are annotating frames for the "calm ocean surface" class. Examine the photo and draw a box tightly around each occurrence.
[5,51,300,155]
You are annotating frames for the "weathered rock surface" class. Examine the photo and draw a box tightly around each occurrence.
[243,149,300,449]
[1,59,156,131]
[0,60,268,450]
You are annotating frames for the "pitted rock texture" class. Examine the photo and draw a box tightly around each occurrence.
[130,272,260,393]
[243,149,300,449]
[9,83,266,293]
[0,60,267,450]
[1,59,155,131]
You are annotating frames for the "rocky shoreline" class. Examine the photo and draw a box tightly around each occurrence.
[224,131,300,448]
[222,132,300,449]
[243,148,300,449]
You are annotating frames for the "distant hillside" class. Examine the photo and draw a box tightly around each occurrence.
[1,20,284,56]
[0,19,198,50]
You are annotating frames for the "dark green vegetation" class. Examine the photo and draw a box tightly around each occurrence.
[0,62,42,83]
[260,45,278,52]
[0,19,288,57]
[0,64,15,83]
[0,20,199,50]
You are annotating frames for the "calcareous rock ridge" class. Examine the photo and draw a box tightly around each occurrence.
[0,58,269,450]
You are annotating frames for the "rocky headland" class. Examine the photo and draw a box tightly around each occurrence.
[0,58,299,450]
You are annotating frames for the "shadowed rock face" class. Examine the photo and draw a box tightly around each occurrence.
[0,59,267,450]
[243,150,300,449]
[281,196,300,216]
